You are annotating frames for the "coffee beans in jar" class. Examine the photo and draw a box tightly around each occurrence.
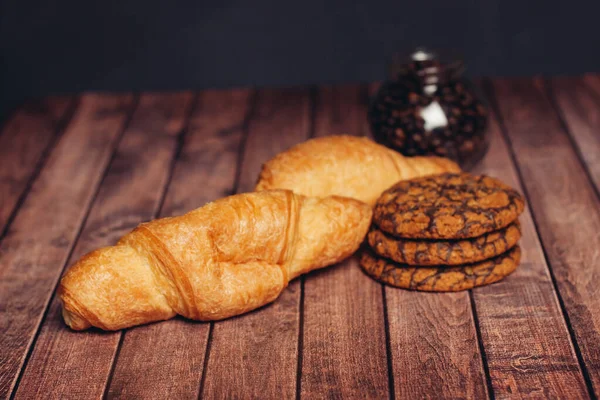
[368,49,489,169]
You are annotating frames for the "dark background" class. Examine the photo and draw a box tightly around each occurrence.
[2,0,600,122]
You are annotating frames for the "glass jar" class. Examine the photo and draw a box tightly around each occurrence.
[368,48,489,169]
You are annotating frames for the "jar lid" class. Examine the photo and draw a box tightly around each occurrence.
[389,47,465,88]
[411,48,436,62]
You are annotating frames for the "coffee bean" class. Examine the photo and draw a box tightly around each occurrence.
[368,64,489,167]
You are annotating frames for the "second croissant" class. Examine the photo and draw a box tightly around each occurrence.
[255,135,460,205]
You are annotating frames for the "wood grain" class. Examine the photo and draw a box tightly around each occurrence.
[0,97,75,233]
[483,78,595,397]
[312,84,367,136]
[5,79,599,399]
[300,84,389,399]
[200,88,311,399]
[582,74,600,99]
[13,92,195,400]
[106,89,253,400]
[386,291,488,399]
[551,76,600,190]
[0,93,135,398]
[385,236,487,393]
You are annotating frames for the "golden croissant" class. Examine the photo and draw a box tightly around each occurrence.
[59,190,372,331]
[255,135,460,205]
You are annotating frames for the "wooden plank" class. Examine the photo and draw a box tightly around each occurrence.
[0,93,136,398]
[312,84,367,136]
[387,291,488,399]
[582,74,600,98]
[364,82,381,137]
[300,84,389,399]
[551,76,600,190]
[106,89,253,399]
[236,88,312,193]
[200,87,311,399]
[0,97,75,233]
[13,92,195,399]
[482,77,595,397]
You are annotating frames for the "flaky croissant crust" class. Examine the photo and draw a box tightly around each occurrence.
[59,190,372,330]
[255,135,460,205]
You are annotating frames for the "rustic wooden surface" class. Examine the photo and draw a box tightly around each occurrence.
[1,78,599,399]
[15,92,194,400]
[201,88,311,400]
[301,85,389,399]
[475,79,589,398]
[491,78,600,397]
[106,90,250,399]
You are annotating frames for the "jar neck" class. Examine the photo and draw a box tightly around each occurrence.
[389,51,464,96]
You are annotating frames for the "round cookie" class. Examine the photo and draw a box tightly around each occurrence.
[368,222,521,266]
[373,173,525,239]
[359,246,521,292]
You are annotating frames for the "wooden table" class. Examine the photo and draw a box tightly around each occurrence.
[1,77,599,399]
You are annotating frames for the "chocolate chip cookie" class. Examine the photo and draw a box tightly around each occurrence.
[373,173,525,239]
[368,222,521,266]
[360,246,521,292]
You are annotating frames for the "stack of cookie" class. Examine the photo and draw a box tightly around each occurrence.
[360,173,525,292]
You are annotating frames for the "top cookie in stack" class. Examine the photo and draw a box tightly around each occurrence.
[361,173,526,292]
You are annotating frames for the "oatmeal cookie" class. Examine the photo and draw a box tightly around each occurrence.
[373,173,525,239]
[360,246,521,291]
[368,222,521,266]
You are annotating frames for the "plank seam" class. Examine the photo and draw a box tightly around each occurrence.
[308,86,318,139]
[545,79,600,204]
[101,92,202,398]
[102,330,126,400]
[0,96,79,243]
[197,323,214,400]
[9,93,141,399]
[483,79,597,400]
[359,85,370,137]
[295,86,316,400]
[381,286,396,400]
[295,278,305,400]
[542,79,600,398]
[155,92,203,218]
[469,290,495,400]
[198,89,259,399]
[231,90,259,196]
[0,100,26,139]
[579,76,600,109]
[368,83,393,397]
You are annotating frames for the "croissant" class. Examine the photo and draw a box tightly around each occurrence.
[255,135,461,205]
[59,190,372,330]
